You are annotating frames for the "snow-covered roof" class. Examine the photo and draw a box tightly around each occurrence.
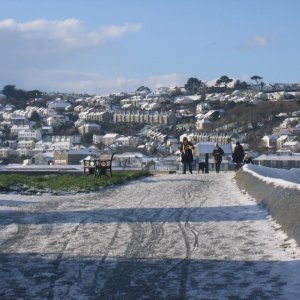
[194,142,232,155]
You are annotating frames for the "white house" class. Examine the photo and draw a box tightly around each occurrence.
[32,141,52,153]
[32,152,54,165]
[10,125,31,136]
[78,123,102,135]
[254,153,300,169]
[17,138,35,148]
[47,115,66,127]
[261,134,280,150]
[49,141,73,151]
[18,129,42,141]
[282,141,300,152]
[102,133,120,146]
[113,152,149,169]
[195,118,213,130]
[0,147,18,158]
[115,136,139,147]
[48,100,71,111]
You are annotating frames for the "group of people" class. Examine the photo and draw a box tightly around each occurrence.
[179,137,253,174]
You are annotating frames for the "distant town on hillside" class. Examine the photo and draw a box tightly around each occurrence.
[1,75,300,171]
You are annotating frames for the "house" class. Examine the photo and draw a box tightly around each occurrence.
[276,135,289,149]
[282,141,300,152]
[32,152,54,165]
[17,140,36,152]
[52,135,81,144]
[10,125,31,136]
[6,140,18,149]
[261,134,280,151]
[0,147,18,158]
[78,123,102,135]
[18,129,42,141]
[32,140,52,153]
[102,133,120,146]
[78,111,111,122]
[154,156,180,171]
[54,146,100,165]
[47,115,66,127]
[195,118,213,130]
[254,153,300,169]
[193,142,233,171]
[113,152,149,169]
[41,126,54,135]
[10,116,29,126]
[115,136,139,147]
[48,100,71,111]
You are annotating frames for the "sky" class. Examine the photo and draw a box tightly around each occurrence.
[0,0,300,95]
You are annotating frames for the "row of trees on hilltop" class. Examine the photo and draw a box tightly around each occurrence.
[184,75,264,95]
[1,85,46,109]
[1,75,265,109]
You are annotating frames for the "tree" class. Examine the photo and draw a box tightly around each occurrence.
[250,75,263,89]
[29,111,42,127]
[2,85,16,98]
[259,81,266,91]
[233,80,249,90]
[184,77,206,95]
[135,86,151,93]
[27,89,43,99]
[1,85,26,108]
[216,75,233,90]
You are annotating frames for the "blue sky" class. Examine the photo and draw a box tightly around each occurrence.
[0,0,299,94]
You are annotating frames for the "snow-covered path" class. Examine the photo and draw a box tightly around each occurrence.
[1,172,300,299]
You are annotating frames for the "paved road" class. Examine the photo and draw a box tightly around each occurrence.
[1,172,300,299]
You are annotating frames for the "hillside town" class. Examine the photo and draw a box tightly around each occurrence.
[1,78,300,172]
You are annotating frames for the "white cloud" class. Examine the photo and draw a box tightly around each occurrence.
[239,35,271,50]
[0,18,143,94]
[0,67,188,95]
[0,18,142,51]
[144,74,189,89]
[0,19,189,94]
[0,18,142,68]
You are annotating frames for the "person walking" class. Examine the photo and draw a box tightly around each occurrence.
[212,144,224,173]
[232,141,245,171]
[180,137,194,174]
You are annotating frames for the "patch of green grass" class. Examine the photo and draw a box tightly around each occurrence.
[0,170,152,194]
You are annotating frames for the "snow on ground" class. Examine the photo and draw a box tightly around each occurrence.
[1,171,300,299]
[235,164,300,257]
[243,164,300,188]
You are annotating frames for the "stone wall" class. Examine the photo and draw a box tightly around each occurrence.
[235,168,300,247]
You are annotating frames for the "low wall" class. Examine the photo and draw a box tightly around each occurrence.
[235,168,300,247]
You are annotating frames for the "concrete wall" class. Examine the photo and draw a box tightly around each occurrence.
[235,169,300,247]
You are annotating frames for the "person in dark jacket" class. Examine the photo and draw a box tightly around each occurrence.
[212,144,224,173]
[180,137,194,174]
[232,141,245,171]
[243,154,254,165]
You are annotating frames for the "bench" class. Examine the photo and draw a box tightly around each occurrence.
[83,153,114,177]
[95,153,114,177]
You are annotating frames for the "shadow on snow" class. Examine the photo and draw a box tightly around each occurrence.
[0,205,267,225]
[0,253,299,299]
